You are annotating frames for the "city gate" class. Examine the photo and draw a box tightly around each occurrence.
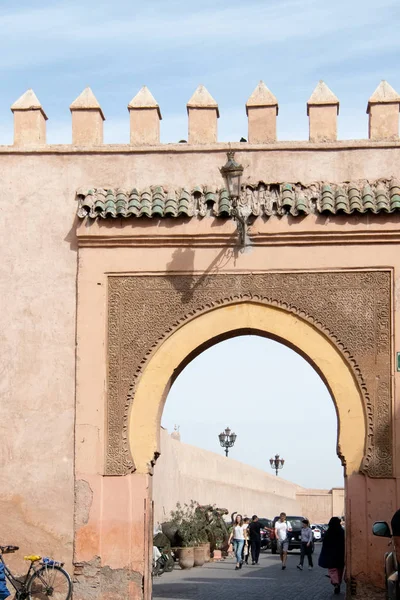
[2,80,399,600]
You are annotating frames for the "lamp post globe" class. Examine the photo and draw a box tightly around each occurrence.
[270,453,285,476]
[220,151,243,200]
[220,151,249,247]
[218,427,237,457]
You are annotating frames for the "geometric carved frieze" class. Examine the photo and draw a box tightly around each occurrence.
[107,270,392,478]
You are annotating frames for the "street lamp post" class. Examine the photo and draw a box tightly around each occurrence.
[270,454,285,476]
[220,151,249,248]
[218,427,237,457]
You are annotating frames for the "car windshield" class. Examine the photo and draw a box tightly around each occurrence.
[258,519,273,528]
[286,518,305,529]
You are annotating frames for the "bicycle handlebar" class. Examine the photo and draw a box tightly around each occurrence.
[0,546,19,554]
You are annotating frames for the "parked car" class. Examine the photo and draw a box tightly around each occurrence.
[311,525,322,541]
[318,524,328,539]
[258,518,275,551]
[372,520,398,599]
[272,516,314,554]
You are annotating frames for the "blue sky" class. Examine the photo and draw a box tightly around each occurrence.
[1,0,400,144]
[163,336,343,490]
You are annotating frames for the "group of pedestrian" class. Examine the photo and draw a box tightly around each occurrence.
[229,511,345,595]
[228,514,266,570]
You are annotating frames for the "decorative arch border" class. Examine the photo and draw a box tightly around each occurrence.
[106,271,391,478]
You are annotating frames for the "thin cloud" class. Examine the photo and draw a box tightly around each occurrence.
[0,0,399,70]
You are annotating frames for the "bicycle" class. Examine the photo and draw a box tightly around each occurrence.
[0,545,72,600]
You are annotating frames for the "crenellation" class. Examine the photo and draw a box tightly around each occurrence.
[307,81,339,142]
[367,80,400,141]
[187,84,219,144]
[246,81,278,143]
[128,86,162,145]
[11,89,47,146]
[70,87,105,146]
[4,81,400,147]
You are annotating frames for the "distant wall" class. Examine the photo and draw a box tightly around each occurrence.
[296,488,345,524]
[153,429,344,525]
[154,428,301,524]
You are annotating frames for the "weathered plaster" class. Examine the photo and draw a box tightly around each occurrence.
[74,556,143,600]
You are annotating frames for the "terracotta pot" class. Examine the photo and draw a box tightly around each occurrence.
[178,547,194,570]
[194,546,205,567]
[201,542,211,563]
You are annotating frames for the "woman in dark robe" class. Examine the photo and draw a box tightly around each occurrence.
[318,516,345,595]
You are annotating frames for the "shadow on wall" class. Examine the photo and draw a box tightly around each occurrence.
[165,246,234,303]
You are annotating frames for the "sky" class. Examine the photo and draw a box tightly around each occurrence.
[0,0,400,144]
[162,336,343,489]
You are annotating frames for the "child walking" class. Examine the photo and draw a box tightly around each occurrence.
[297,519,314,570]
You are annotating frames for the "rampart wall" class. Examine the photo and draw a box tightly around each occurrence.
[154,428,343,525]
[296,488,345,524]
[153,428,300,523]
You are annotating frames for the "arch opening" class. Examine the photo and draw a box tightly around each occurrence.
[128,301,366,477]
[161,333,344,489]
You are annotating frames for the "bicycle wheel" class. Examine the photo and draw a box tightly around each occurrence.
[164,556,174,573]
[27,565,72,600]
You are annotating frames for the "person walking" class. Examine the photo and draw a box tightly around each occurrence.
[242,517,250,564]
[275,512,291,570]
[228,514,246,570]
[318,516,345,595]
[297,519,313,570]
[248,515,265,565]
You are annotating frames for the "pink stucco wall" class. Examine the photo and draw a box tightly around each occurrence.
[1,137,400,596]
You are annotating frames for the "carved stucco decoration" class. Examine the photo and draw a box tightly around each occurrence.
[107,270,392,478]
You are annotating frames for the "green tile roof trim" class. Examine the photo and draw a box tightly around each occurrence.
[77,179,400,219]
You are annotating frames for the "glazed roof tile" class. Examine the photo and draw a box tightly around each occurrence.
[77,179,400,219]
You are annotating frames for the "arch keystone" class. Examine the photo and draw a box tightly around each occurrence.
[187,84,219,144]
[246,81,278,143]
[70,87,104,146]
[307,81,339,142]
[128,86,162,145]
[367,80,400,140]
[11,89,47,146]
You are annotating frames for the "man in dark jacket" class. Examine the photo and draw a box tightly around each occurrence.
[248,515,266,565]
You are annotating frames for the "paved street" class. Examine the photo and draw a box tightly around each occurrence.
[153,545,345,599]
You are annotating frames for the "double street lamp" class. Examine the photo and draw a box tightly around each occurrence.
[219,427,237,457]
[270,454,285,476]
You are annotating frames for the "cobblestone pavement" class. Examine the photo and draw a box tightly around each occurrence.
[153,545,346,599]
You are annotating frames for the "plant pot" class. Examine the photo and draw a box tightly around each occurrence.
[178,547,194,570]
[194,546,205,567]
[200,542,211,563]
